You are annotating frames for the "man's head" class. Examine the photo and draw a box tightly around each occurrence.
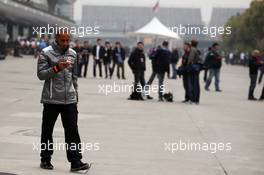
[183,42,191,52]
[97,38,102,46]
[55,30,70,52]
[212,42,220,51]
[115,42,121,48]
[191,39,198,48]
[75,39,80,47]
[105,41,111,48]
[162,41,169,48]
[252,50,260,57]
[83,41,89,48]
[137,41,144,50]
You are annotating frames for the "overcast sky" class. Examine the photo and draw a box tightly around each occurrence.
[74,0,252,23]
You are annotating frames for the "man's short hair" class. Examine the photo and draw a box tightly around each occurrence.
[212,42,219,48]
[191,40,198,47]
[162,41,169,47]
[184,42,191,48]
[137,41,144,45]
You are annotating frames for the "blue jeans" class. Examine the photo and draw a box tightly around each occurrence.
[205,68,220,90]
[188,72,200,103]
[157,73,165,98]
[171,63,177,78]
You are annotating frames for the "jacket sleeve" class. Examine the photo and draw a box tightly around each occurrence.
[122,48,126,60]
[37,52,56,81]
[72,57,78,102]
[128,51,135,70]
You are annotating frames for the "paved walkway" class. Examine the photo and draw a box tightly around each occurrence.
[0,55,263,175]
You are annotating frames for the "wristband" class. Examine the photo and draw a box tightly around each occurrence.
[53,65,61,73]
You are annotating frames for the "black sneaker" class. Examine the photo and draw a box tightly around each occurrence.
[147,95,153,100]
[205,87,210,91]
[71,161,90,172]
[248,97,257,101]
[181,100,189,103]
[40,161,54,170]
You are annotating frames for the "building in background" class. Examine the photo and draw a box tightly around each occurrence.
[0,0,76,41]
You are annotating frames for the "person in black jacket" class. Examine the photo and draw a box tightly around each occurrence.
[187,40,202,104]
[128,42,146,100]
[181,42,191,103]
[111,42,126,79]
[155,41,171,101]
[103,41,112,79]
[92,38,105,78]
[248,50,262,100]
[79,41,91,78]
[205,42,222,92]
[72,39,82,77]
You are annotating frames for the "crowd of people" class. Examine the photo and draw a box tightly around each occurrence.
[1,35,264,102]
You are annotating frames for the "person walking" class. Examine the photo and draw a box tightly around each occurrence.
[37,31,90,172]
[248,50,262,100]
[205,43,222,92]
[155,41,171,101]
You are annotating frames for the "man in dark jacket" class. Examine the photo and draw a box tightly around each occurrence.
[181,42,191,103]
[248,50,262,100]
[79,41,91,78]
[205,42,222,92]
[37,31,89,172]
[155,41,171,101]
[103,41,112,79]
[187,40,202,104]
[111,42,126,79]
[128,42,146,100]
[92,38,105,78]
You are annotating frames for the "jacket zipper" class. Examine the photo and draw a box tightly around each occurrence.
[64,67,67,104]
[50,78,53,99]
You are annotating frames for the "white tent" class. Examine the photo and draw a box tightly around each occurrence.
[131,17,180,39]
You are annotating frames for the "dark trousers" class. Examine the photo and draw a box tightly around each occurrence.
[205,68,221,90]
[248,74,257,98]
[157,73,165,98]
[78,61,88,77]
[171,63,177,79]
[117,63,125,79]
[182,74,190,101]
[133,71,145,92]
[93,59,102,77]
[146,72,156,86]
[188,72,200,103]
[40,103,82,163]
[104,62,111,78]
[203,69,208,82]
[260,86,264,99]
[110,62,125,79]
